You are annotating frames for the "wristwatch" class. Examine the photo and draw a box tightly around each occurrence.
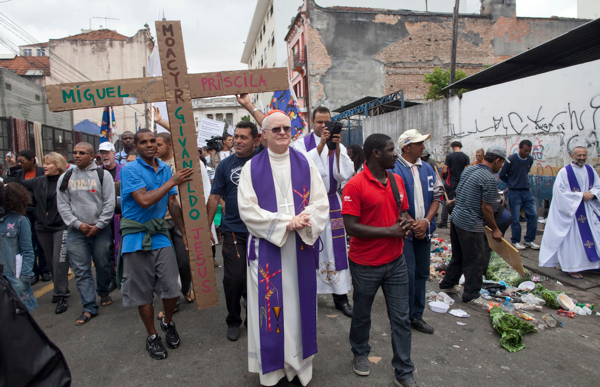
[251,108,259,116]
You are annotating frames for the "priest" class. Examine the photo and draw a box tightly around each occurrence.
[539,146,600,279]
[238,110,330,386]
[291,106,354,317]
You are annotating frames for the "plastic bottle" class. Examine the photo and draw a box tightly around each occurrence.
[502,300,515,314]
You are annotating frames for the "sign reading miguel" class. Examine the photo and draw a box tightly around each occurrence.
[155,20,218,310]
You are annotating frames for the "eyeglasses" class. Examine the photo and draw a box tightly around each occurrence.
[73,151,92,156]
[17,159,26,164]
[264,126,292,134]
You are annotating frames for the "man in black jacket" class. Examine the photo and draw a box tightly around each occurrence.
[16,150,50,284]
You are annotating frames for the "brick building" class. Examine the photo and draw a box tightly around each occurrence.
[291,0,589,114]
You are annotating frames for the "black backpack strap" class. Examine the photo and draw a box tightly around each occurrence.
[59,168,74,192]
[96,168,104,188]
[387,171,403,214]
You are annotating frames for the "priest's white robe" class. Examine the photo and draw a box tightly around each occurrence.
[292,133,353,295]
[539,163,600,272]
[238,149,329,386]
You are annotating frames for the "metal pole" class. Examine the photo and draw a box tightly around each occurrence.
[449,0,460,97]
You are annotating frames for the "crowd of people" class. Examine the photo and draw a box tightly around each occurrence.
[1,93,599,387]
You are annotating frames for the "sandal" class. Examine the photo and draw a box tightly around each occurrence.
[184,289,195,304]
[75,312,98,326]
[101,295,113,306]
[567,272,584,280]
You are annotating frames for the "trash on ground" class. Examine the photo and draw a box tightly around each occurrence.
[520,293,546,306]
[449,309,470,318]
[513,303,543,311]
[489,307,537,353]
[326,315,338,318]
[368,356,382,364]
[542,314,557,327]
[531,275,548,282]
[453,345,460,348]
[556,281,563,285]
[516,312,535,321]
[486,252,531,287]
[557,309,575,318]
[426,291,455,305]
[532,284,565,309]
[576,303,594,311]
[429,301,450,313]
[518,281,535,291]
[557,293,575,310]
[457,322,467,325]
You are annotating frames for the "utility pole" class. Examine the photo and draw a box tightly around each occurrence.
[449,0,460,97]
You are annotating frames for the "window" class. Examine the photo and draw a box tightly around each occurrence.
[259,32,262,43]
[264,48,267,61]
[263,24,266,34]
[226,113,233,126]
[36,48,45,56]
[23,48,32,56]
[195,117,199,128]
[5,83,11,91]
[207,114,214,119]
[270,4,273,17]
[35,94,41,101]
[216,113,223,121]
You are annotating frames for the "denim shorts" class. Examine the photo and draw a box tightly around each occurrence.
[121,247,180,307]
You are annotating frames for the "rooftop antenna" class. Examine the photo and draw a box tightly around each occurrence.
[162,9,166,21]
[92,16,119,29]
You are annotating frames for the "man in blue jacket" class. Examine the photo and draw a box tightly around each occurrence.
[499,140,540,250]
[390,129,442,334]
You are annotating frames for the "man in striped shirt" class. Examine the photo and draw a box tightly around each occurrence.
[439,146,507,303]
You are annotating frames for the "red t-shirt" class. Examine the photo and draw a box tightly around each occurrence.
[341,163,409,266]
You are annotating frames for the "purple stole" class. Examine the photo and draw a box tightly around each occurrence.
[565,164,599,263]
[303,134,348,271]
[248,148,318,374]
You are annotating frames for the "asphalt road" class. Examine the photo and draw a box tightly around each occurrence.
[29,239,600,387]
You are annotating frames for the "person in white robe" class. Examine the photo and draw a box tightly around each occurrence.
[238,111,329,386]
[539,146,600,278]
[291,106,354,317]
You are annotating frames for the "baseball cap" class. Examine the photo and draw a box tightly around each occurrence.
[98,142,115,152]
[397,129,431,148]
[486,145,510,163]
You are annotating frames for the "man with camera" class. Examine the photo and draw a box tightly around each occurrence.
[291,106,354,317]
[208,134,233,170]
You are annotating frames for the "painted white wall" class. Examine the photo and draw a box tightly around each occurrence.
[578,0,600,19]
[364,59,600,173]
[315,0,471,13]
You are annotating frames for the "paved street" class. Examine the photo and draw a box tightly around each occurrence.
[29,227,600,387]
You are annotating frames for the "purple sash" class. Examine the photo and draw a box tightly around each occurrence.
[248,148,318,374]
[303,135,348,271]
[565,164,599,262]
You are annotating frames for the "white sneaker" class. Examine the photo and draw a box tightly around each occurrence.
[513,243,526,250]
[524,241,540,250]
[442,285,462,294]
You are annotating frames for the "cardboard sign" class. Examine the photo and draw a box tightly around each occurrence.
[484,226,525,277]
[45,69,289,112]
[156,20,218,310]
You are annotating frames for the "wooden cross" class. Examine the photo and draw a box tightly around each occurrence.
[44,20,289,311]
[280,197,295,214]
[578,214,587,224]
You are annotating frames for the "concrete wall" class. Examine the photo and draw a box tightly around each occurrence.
[363,59,600,210]
[0,69,73,130]
[45,28,153,134]
[305,0,588,112]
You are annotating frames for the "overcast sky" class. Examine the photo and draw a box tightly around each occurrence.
[0,0,579,76]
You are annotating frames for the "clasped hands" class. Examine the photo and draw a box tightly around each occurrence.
[287,213,312,231]
[583,191,595,201]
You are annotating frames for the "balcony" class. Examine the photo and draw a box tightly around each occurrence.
[292,49,306,72]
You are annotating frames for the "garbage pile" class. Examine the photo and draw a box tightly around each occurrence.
[429,238,451,281]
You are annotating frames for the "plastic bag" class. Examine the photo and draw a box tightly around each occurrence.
[485,252,531,287]
[520,293,546,306]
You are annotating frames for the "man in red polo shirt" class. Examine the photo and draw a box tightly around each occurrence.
[342,133,418,387]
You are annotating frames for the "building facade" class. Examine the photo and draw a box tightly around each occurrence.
[297,0,589,114]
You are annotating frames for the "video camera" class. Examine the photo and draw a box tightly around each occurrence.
[206,136,224,152]
[324,121,343,151]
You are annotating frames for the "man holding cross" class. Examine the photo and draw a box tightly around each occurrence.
[119,129,192,360]
[238,110,329,386]
[291,106,354,317]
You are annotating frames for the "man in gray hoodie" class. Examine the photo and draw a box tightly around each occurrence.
[57,142,115,326]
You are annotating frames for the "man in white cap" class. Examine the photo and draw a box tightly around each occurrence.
[98,141,122,292]
[439,146,505,303]
[390,129,443,334]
